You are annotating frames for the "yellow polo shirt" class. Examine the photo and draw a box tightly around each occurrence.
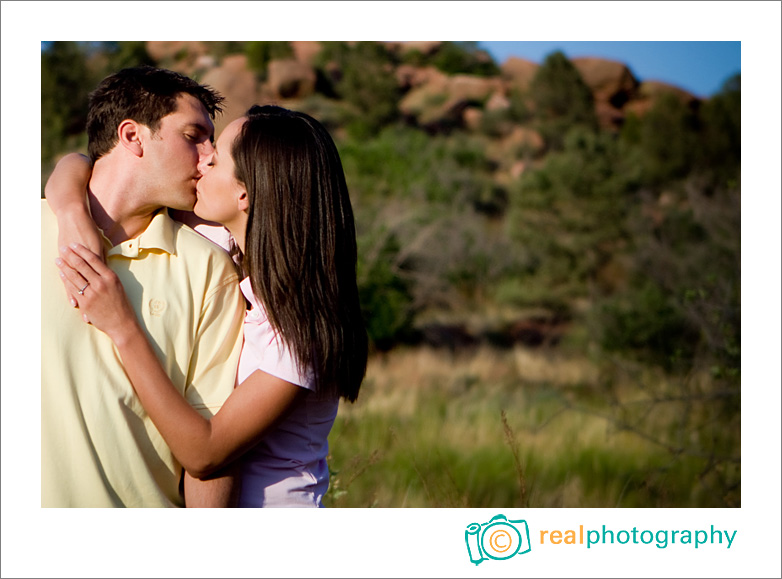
[41,201,244,507]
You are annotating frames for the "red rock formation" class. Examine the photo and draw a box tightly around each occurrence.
[145,41,209,75]
[623,80,700,117]
[571,57,639,106]
[290,41,323,65]
[385,41,442,57]
[266,59,317,100]
[571,57,640,130]
[400,72,502,129]
[395,65,443,91]
[500,56,538,92]
[200,54,259,136]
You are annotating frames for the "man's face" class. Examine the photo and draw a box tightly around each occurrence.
[142,94,215,211]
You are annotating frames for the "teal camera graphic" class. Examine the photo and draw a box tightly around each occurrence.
[465,514,531,565]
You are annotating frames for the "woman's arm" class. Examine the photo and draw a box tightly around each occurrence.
[44,153,105,261]
[56,243,303,479]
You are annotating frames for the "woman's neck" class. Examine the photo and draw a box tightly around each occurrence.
[223,212,248,254]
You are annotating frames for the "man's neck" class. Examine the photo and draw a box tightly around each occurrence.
[87,165,158,246]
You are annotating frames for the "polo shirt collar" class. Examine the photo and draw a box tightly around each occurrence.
[105,209,178,258]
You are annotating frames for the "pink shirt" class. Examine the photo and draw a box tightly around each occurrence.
[193,221,338,508]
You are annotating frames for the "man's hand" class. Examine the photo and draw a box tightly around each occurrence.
[183,466,241,508]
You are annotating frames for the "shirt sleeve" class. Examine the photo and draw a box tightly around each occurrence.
[184,255,245,418]
[193,222,234,253]
[239,316,315,391]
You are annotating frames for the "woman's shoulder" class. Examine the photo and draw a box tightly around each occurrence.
[170,209,234,253]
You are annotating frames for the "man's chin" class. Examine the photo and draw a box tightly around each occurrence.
[168,196,197,212]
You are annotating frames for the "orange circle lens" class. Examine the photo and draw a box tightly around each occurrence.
[489,529,512,553]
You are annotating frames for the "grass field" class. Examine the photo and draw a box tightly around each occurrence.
[323,345,740,508]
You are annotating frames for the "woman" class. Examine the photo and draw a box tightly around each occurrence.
[50,105,368,507]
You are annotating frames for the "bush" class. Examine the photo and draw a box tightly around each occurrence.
[597,280,700,371]
[315,42,400,137]
[357,229,415,351]
[338,125,497,211]
[506,126,632,311]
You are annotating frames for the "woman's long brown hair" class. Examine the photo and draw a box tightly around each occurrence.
[232,105,367,401]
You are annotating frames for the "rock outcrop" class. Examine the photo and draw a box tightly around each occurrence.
[140,42,702,147]
[623,80,699,117]
[200,54,259,135]
[266,59,317,100]
[400,72,503,129]
[500,56,538,92]
[145,41,209,75]
[572,57,640,129]
[289,41,323,65]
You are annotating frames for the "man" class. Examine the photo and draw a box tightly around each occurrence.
[41,66,245,507]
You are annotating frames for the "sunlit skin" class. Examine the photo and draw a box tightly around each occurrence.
[138,93,217,212]
[193,117,249,252]
[51,94,216,249]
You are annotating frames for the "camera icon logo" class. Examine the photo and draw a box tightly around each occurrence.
[465,514,531,565]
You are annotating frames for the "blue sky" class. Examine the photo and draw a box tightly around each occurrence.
[479,41,740,99]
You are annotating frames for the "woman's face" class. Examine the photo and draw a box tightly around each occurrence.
[193,117,247,226]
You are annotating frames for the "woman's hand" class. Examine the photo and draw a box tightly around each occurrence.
[55,243,140,345]
[44,152,104,306]
[57,209,105,308]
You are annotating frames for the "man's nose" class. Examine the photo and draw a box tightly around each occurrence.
[198,142,215,175]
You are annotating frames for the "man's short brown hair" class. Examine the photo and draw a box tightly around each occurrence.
[86,66,224,161]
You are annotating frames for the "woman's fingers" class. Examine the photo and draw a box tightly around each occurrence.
[59,245,100,284]
[55,256,89,297]
[69,243,112,275]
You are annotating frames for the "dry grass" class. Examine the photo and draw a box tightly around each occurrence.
[326,345,739,508]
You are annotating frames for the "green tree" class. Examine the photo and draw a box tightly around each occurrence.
[316,42,400,138]
[245,41,293,79]
[99,41,155,71]
[697,73,740,187]
[429,41,500,77]
[41,42,94,183]
[632,93,701,185]
[529,51,598,151]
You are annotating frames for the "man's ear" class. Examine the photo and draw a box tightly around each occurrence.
[237,189,249,212]
[117,120,144,157]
